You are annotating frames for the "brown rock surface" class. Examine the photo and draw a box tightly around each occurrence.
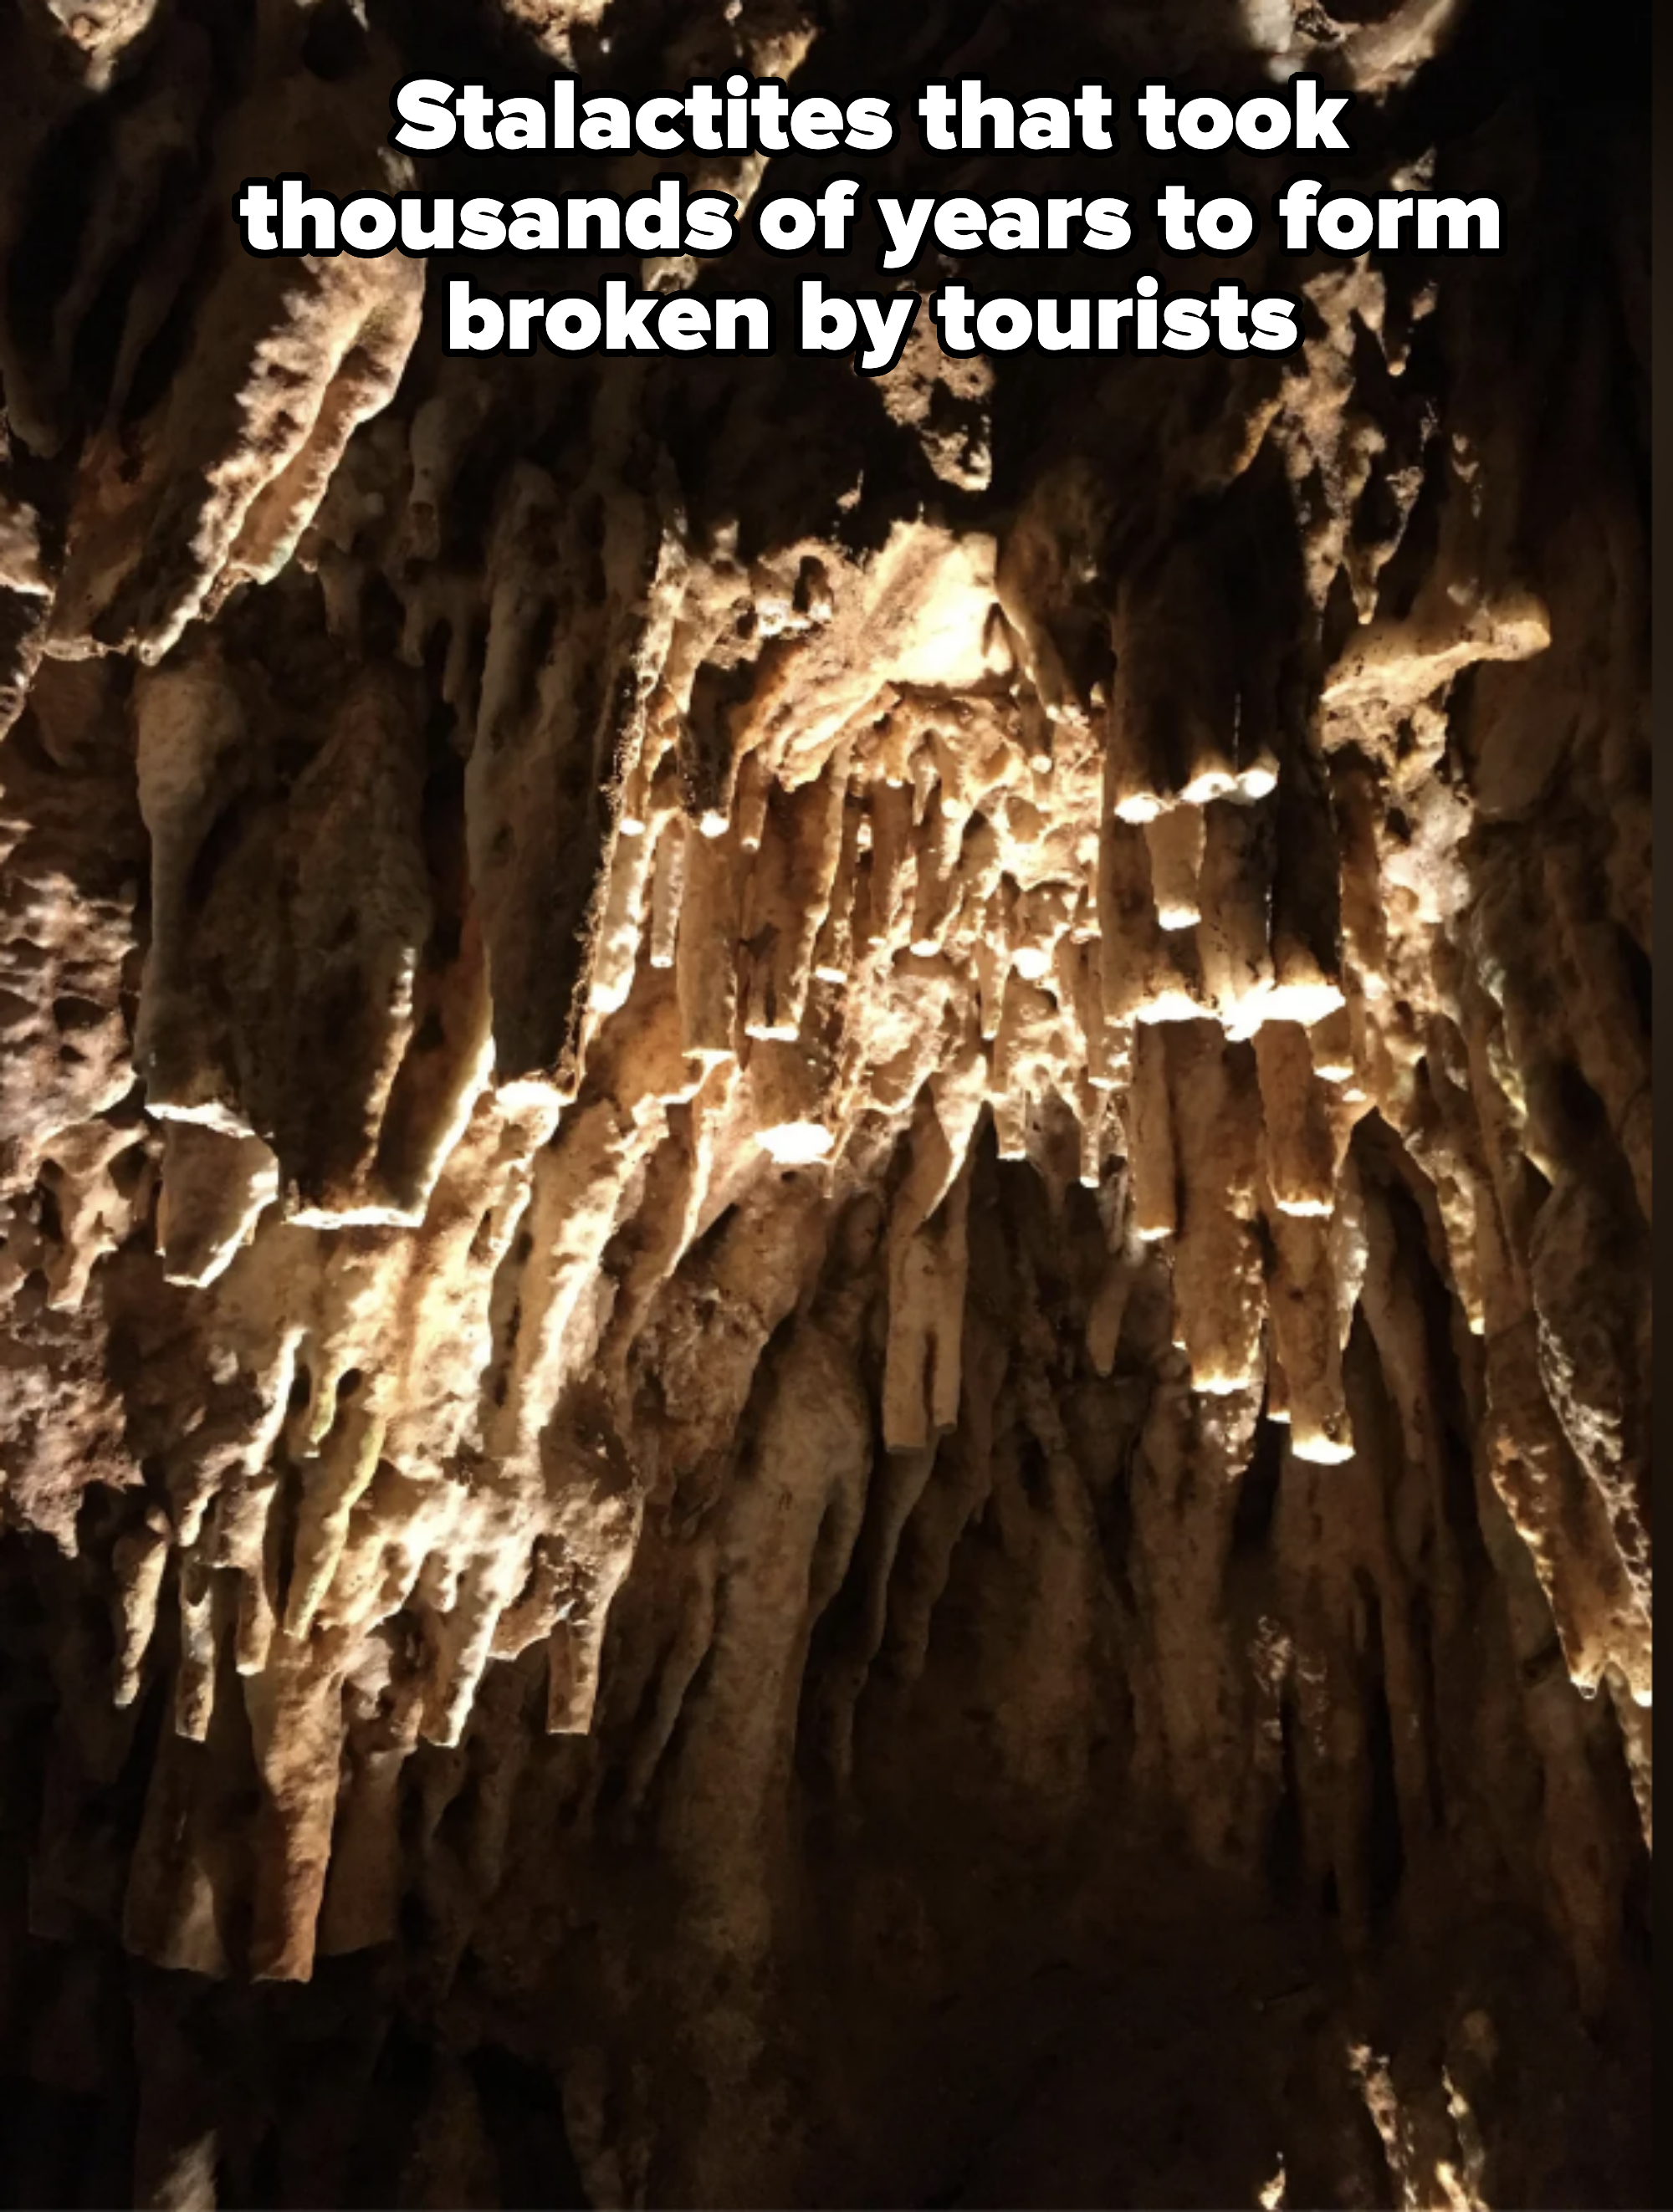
[0,0,1650,2205]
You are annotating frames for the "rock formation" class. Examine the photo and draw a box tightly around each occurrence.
[0,0,1650,2205]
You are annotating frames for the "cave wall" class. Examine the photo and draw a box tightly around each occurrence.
[0,1,1651,2205]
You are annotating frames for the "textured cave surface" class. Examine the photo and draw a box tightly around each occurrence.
[0,0,1652,2206]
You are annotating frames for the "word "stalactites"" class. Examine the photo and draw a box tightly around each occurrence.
[391,74,893,156]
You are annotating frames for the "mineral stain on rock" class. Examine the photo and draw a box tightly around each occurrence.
[0,0,1651,2207]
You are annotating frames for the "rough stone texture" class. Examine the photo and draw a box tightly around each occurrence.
[0,0,1651,2206]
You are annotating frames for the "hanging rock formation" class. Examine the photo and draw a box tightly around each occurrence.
[0,0,1651,2205]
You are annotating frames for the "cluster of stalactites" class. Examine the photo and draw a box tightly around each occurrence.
[0,30,1646,1995]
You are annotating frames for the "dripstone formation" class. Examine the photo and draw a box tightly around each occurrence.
[0,1,1650,2206]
